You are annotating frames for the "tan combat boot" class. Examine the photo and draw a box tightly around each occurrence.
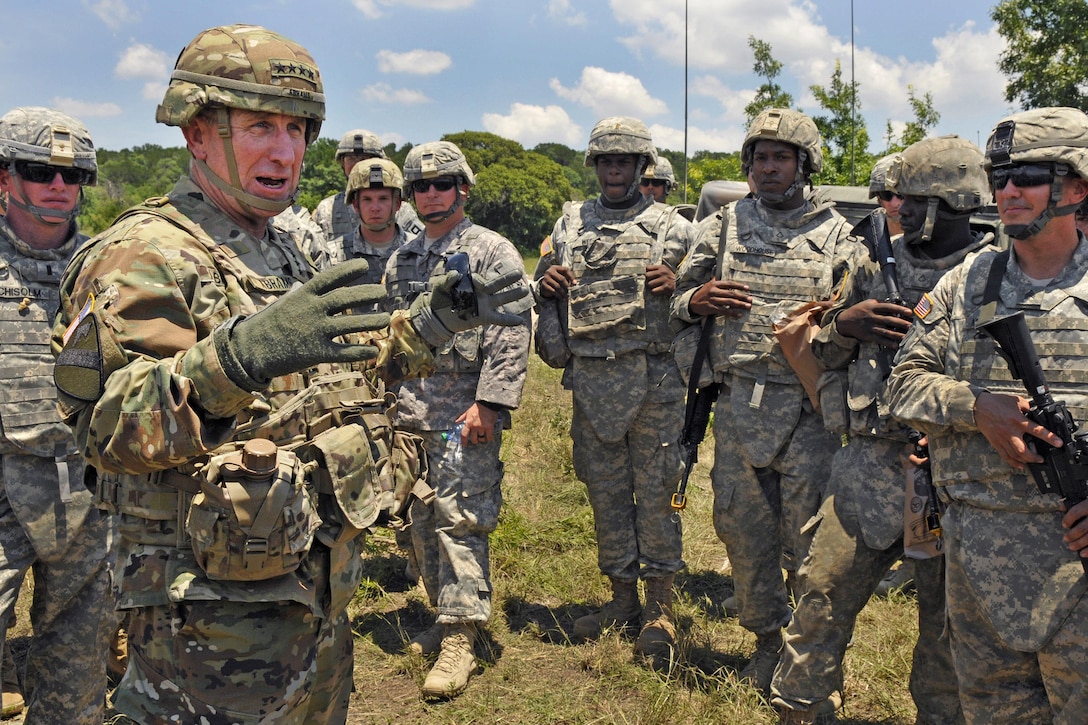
[405,622,445,657]
[739,629,783,694]
[573,577,641,641]
[634,575,677,665]
[1,646,22,719]
[421,623,478,699]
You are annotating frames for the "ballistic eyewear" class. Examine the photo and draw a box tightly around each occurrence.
[989,164,1055,191]
[410,178,458,194]
[14,161,93,186]
[641,178,668,188]
[875,191,903,202]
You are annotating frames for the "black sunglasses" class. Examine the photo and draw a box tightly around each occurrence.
[989,164,1055,190]
[875,191,903,202]
[641,178,668,188]
[411,178,458,194]
[14,161,92,185]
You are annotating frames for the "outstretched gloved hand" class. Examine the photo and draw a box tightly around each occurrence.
[410,259,529,347]
[214,258,390,390]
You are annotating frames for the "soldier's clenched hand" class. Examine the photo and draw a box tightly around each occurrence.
[835,298,914,348]
[688,278,751,319]
[538,265,577,299]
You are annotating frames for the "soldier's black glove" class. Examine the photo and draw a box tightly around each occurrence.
[409,260,529,347]
[214,258,389,391]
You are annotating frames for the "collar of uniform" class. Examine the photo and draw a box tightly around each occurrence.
[592,193,654,224]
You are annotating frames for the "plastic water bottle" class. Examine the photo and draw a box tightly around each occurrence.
[443,422,465,465]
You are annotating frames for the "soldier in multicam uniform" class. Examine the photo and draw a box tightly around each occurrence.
[0,107,113,724]
[385,140,531,699]
[771,135,994,725]
[887,107,1088,725]
[671,108,868,692]
[50,25,525,725]
[312,128,423,254]
[533,117,694,664]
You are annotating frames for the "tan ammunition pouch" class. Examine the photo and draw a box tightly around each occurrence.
[300,394,432,547]
[186,440,319,582]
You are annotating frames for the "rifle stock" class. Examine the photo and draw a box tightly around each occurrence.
[673,316,720,511]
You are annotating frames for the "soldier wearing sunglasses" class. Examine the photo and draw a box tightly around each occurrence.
[888,107,1088,724]
[0,107,113,723]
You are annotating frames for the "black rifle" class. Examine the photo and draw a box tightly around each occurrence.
[673,316,720,511]
[908,430,942,542]
[851,208,905,306]
[978,310,1088,574]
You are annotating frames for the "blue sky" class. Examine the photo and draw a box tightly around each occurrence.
[0,0,1014,155]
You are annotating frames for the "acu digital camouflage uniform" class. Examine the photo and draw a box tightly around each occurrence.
[385,204,530,629]
[312,129,422,259]
[671,110,867,675]
[51,26,439,725]
[273,203,327,263]
[0,107,113,724]
[888,108,1088,725]
[773,136,994,725]
[533,116,694,656]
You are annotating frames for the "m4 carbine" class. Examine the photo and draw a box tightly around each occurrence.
[978,310,1088,575]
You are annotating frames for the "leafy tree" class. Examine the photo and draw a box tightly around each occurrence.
[744,37,795,123]
[992,0,1088,111]
[810,59,871,185]
[682,151,745,202]
[533,142,596,200]
[900,85,941,147]
[296,137,342,211]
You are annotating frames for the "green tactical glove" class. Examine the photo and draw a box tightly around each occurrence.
[409,259,530,347]
[214,258,390,391]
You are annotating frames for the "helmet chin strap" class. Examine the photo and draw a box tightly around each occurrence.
[194,108,297,216]
[1004,169,1077,240]
[420,192,463,223]
[362,217,396,232]
[6,174,80,226]
[905,199,973,245]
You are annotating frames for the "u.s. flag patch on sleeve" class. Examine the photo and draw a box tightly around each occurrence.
[913,293,934,321]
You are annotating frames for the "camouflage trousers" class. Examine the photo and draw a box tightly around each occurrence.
[0,456,113,725]
[411,428,503,623]
[771,439,962,724]
[113,541,354,725]
[571,397,684,581]
[943,501,1088,725]
[711,394,833,635]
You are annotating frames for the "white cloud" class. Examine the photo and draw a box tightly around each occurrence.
[114,43,173,100]
[353,0,474,18]
[361,83,431,105]
[482,104,583,147]
[548,0,586,27]
[648,123,745,154]
[85,0,139,30]
[550,67,668,119]
[376,49,452,75]
[52,97,123,118]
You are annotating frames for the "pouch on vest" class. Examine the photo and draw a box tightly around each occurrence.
[301,399,431,546]
[186,438,319,582]
[567,274,646,338]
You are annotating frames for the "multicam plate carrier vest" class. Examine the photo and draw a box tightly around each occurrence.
[70,196,427,587]
[557,200,678,358]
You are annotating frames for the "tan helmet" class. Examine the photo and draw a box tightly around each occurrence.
[896,135,989,243]
[402,141,475,197]
[742,108,822,203]
[584,116,655,169]
[336,129,386,161]
[868,153,900,198]
[346,158,403,204]
[0,106,97,225]
[156,24,324,215]
[642,155,676,191]
[984,106,1088,239]
[402,141,473,222]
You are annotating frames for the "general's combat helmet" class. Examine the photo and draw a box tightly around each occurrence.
[897,135,989,243]
[402,141,473,222]
[346,158,403,232]
[642,155,676,192]
[336,129,386,162]
[742,108,822,203]
[984,106,1088,239]
[156,24,324,214]
[0,106,97,225]
[868,153,900,199]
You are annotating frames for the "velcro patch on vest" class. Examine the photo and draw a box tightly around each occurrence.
[914,293,934,321]
[55,315,108,402]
